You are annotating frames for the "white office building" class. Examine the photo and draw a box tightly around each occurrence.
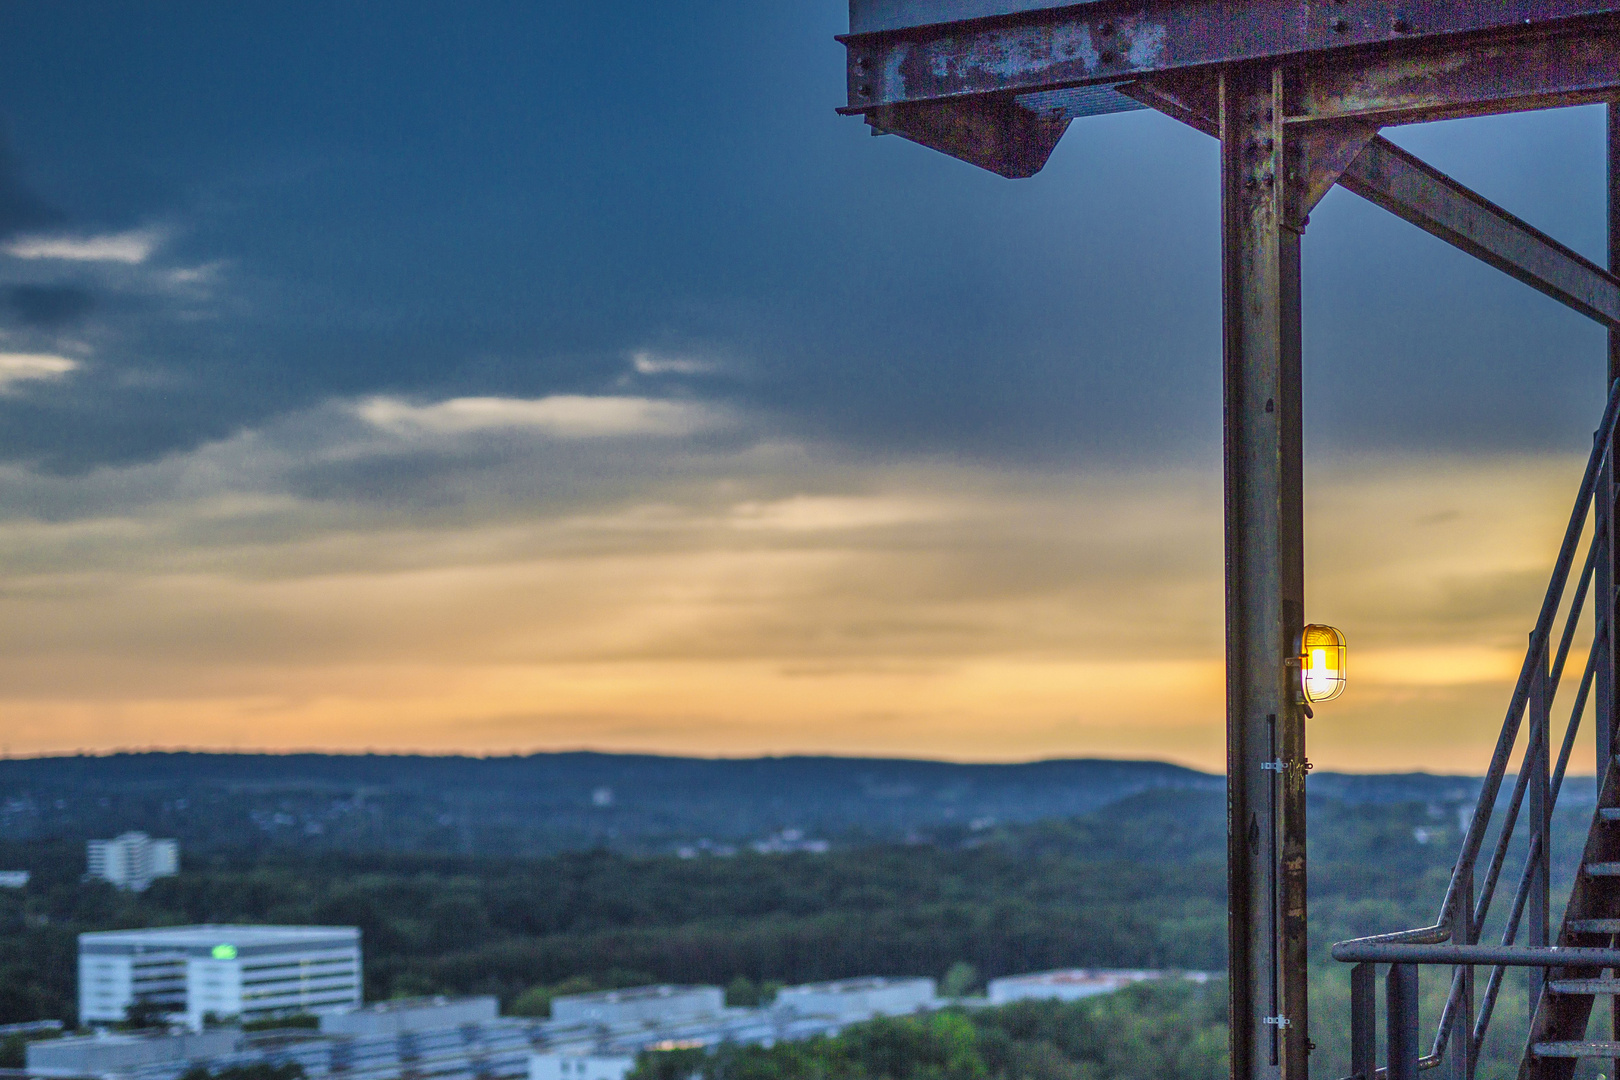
[550,985,725,1028]
[986,968,1215,1005]
[79,925,361,1029]
[320,995,499,1036]
[88,832,179,892]
[773,977,937,1024]
[530,1052,636,1080]
[29,1030,241,1075]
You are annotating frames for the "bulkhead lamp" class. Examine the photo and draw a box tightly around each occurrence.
[1300,624,1347,703]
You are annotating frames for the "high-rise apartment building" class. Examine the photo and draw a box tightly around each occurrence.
[79,925,362,1029]
[87,832,179,892]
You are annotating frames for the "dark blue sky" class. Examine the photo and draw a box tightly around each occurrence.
[0,1,1605,476]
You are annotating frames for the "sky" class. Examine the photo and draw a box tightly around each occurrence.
[0,2,1610,771]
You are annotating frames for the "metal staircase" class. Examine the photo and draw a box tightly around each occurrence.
[1331,380,1620,1080]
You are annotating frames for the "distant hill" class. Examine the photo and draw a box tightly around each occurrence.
[0,752,1493,857]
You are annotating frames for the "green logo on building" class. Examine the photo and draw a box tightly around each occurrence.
[212,944,237,960]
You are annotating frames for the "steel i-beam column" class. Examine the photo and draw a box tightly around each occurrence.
[1608,98,1620,1072]
[1221,65,1308,1080]
[1611,102,1620,387]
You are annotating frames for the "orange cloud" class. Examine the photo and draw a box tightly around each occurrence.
[0,399,1593,772]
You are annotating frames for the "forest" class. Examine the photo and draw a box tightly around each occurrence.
[0,782,1588,1079]
[629,985,1229,1080]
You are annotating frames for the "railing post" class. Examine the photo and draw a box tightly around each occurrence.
[1446,867,1475,1080]
[1389,963,1420,1080]
[1528,635,1551,1023]
[1350,963,1376,1080]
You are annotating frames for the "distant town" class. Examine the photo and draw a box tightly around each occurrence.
[45,915,1212,1080]
[0,752,1499,1080]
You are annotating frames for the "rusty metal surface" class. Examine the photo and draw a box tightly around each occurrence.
[1532,1042,1620,1058]
[1292,24,1620,127]
[1332,943,1620,966]
[1220,65,1309,1080]
[1119,75,1620,330]
[1295,124,1379,222]
[866,98,1070,177]
[1611,104,1620,385]
[1014,83,1146,119]
[840,1,1620,114]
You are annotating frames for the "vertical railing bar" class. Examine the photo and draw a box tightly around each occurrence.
[1471,737,1536,929]
[1389,964,1421,1080]
[1466,549,1594,939]
[1473,827,1542,1054]
[1460,549,1596,993]
[1473,632,1601,943]
[1548,533,1601,701]
[1552,639,1600,803]
[1527,639,1551,1024]
[1472,961,1506,1057]
[1463,637,1599,1060]
[1351,962,1376,1080]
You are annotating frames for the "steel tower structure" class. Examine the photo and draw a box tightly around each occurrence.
[835,4,1620,1077]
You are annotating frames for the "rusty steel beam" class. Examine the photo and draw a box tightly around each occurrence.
[1291,23,1620,127]
[1123,75,1620,328]
[865,98,1070,178]
[1612,103,1620,380]
[1218,65,1308,1080]
[1221,64,1310,1080]
[840,1,1620,115]
[1337,138,1620,329]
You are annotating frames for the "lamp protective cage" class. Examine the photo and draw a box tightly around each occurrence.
[1301,623,1347,703]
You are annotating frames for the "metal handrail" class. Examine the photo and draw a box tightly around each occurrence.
[1466,637,1598,1061]
[1330,378,1620,1078]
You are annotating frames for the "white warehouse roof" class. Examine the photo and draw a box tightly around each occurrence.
[80,924,358,955]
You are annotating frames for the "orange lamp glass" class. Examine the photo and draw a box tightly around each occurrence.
[1300,624,1347,703]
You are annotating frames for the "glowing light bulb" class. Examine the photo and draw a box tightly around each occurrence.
[1300,625,1347,703]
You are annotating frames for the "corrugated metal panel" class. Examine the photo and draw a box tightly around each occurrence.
[849,0,1108,35]
[1015,84,1146,119]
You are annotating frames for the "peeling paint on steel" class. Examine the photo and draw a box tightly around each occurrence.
[843,1,1620,113]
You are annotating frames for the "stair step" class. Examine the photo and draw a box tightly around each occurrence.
[1569,919,1620,934]
[1549,979,1620,995]
[1600,808,1620,822]
[1586,863,1620,876]
[1534,1042,1620,1058]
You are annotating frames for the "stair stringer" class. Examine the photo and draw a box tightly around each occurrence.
[1520,758,1620,1079]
